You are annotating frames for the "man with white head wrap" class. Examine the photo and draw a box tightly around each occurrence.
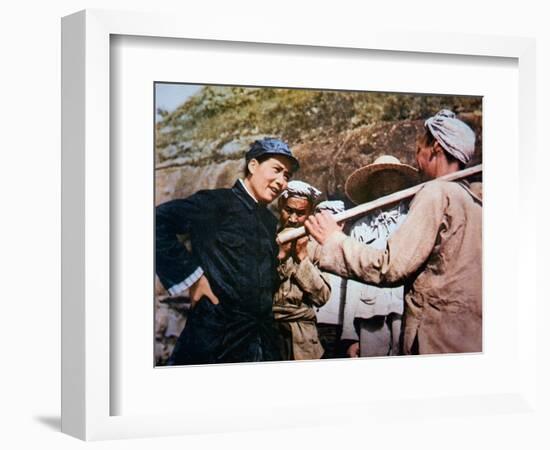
[279,180,322,203]
[315,200,345,215]
[273,181,331,360]
[306,110,482,355]
[424,109,476,168]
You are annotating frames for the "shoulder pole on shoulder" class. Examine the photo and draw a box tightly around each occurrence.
[276,164,482,245]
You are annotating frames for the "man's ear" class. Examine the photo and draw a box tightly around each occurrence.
[247,158,258,176]
[431,142,443,158]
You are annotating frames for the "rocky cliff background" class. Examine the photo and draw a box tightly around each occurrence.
[154,85,482,365]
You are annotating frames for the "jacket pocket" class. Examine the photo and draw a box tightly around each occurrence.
[216,231,246,249]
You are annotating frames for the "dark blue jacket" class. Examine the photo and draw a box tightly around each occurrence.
[156,181,281,364]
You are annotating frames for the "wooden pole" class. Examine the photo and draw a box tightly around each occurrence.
[276,164,482,245]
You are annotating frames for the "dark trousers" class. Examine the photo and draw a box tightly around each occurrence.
[317,323,344,359]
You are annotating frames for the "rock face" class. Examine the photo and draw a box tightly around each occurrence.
[156,159,245,205]
[155,116,482,206]
[153,86,482,365]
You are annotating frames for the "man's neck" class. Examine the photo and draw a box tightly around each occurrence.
[240,178,259,203]
[434,156,461,178]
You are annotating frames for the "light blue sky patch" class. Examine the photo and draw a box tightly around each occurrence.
[155,83,202,122]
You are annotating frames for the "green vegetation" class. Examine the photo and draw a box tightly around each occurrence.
[156,86,482,165]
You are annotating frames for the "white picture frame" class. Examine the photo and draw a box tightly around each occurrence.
[61,9,537,441]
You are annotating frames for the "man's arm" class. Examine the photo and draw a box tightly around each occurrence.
[306,182,448,286]
[294,241,331,307]
[293,259,331,308]
[155,190,218,301]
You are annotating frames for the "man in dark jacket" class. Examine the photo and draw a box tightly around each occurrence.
[156,138,299,365]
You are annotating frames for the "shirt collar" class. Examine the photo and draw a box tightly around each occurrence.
[232,179,258,210]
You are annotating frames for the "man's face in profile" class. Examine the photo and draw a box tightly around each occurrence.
[280,196,312,228]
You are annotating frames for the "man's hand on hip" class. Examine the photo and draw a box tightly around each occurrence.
[189,275,220,308]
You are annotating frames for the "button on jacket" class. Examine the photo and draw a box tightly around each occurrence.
[156,180,281,364]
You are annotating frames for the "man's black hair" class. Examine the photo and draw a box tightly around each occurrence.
[244,154,275,178]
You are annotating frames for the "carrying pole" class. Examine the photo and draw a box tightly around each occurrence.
[276,164,482,245]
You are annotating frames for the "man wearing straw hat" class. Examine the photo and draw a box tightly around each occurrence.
[305,110,482,355]
[342,155,418,357]
[273,180,331,360]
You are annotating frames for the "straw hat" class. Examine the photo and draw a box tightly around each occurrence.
[345,155,420,205]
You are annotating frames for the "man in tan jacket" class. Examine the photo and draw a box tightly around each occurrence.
[274,181,331,360]
[305,110,482,355]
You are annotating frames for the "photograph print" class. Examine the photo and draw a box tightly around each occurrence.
[154,83,483,366]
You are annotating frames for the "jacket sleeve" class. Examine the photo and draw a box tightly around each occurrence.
[318,182,448,286]
[292,257,332,308]
[155,190,217,295]
[294,239,332,307]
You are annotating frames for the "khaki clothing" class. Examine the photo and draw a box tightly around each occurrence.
[273,241,331,360]
[316,180,482,355]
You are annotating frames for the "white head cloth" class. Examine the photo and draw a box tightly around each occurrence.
[315,200,345,214]
[424,109,476,165]
[281,180,322,203]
